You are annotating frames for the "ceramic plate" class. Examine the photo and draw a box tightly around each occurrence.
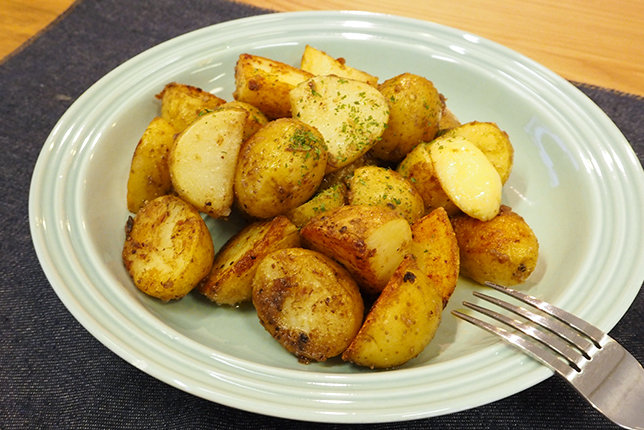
[29,11,644,423]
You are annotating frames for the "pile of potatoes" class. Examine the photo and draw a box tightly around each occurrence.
[122,45,539,369]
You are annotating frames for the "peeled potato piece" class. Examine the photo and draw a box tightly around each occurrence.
[428,135,502,221]
[122,195,215,301]
[199,216,301,305]
[451,205,539,286]
[252,248,364,363]
[410,207,460,307]
[169,109,247,219]
[342,254,443,369]
[300,205,412,296]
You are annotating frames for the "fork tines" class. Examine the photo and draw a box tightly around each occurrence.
[452,281,607,378]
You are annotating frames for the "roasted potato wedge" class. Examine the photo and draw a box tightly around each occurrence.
[300,45,378,86]
[233,53,314,119]
[234,118,327,219]
[169,109,247,218]
[252,247,364,363]
[342,254,443,369]
[347,165,425,224]
[438,102,461,131]
[126,117,176,213]
[396,141,461,216]
[122,195,215,301]
[428,135,502,221]
[317,152,379,192]
[440,121,514,184]
[290,75,389,172]
[451,205,539,286]
[284,182,347,228]
[371,73,442,162]
[156,82,226,132]
[215,100,269,140]
[410,207,460,306]
[300,205,412,296]
[199,216,301,305]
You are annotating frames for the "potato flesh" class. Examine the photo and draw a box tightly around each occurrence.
[300,45,378,86]
[300,205,412,296]
[122,195,215,301]
[252,248,364,363]
[290,75,389,172]
[126,117,176,213]
[342,254,443,369]
[429,135,502,221]
[199,216,301,305]
[169,109,246,219]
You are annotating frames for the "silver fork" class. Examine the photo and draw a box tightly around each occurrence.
[452,281,644,429]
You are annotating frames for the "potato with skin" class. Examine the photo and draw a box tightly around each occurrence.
[397,142,461,216]
[234,118,327,219]
[300,205,412,296]
[440,121,514,184]
[429,135,502,221]
[233,53,314,119]
[290,75,389,172]
[451,205,539,286]
[317,151,379,192]
[347,165,425,224]
[284,182,347,228]
[215,100,269,140]
[122,195,215,301]
[199,216,301,305]
[252,247,365,363]
[156,82,226,132]
[410,207,460,307]
[126,117,176,213]
[370,73,442,162]
[169,109,247,219]
[300,45,378,86]
[342,254,443,369]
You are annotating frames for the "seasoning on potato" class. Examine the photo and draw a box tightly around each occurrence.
[122,195,215,301]
[234,118,328,219]
[451,205,539,286]
[252,248,364,363]
[342,254,443,369]
[156,82,226,132]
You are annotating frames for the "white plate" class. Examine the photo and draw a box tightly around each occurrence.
[29,11,644,423]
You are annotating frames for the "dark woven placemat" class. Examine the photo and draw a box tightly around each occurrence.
[1,0,643,428]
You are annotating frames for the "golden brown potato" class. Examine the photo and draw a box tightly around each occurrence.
[169,109,247,218]
[290,75,389,172]
[284,182,347,228]
[233,53,313,119]
[126,117,176,213]
[300,45,379,86]
[317,152,379,192]
[156,82,226,132]
[252,247,365,363]
[215,100,269,140]
[300,205,412,296]
[342,254,443,369]
[396,142,461,216]
[410,207,460,306]
[438,103,461,132]
[347,165,425,224]
[199,216,301,305]
[370,73,442,162]
[440,121,514,184]
[451,205,539,286]
[122,195,215,301]
[429,135,502,221]
[234,118,328,219]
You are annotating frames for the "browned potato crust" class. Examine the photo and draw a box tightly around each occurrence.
[156,82,226,132]
[342,254,443,369]
[410,207,460,307]
[451,205,539,286]
[199,216,301,305]
[300,45,379,86]
[252,248,364,363]
[284,183,347,228]
[122,195,215,301]
[300,205,412,296]
[126,117,176,213]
